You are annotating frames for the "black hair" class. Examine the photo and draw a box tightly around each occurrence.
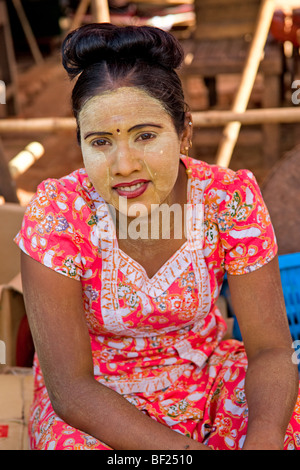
[61,23,188,142]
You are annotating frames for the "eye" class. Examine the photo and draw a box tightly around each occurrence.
[91,138,111,147]
[136,132,156,142]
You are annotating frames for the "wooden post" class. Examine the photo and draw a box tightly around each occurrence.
[91,0,110,23]
[215,0,276,168]
[69,0,91,31]
[0,0,19,115]
[12,0,43,65]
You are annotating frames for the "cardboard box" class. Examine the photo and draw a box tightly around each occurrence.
[0,367,34,450]
[0,275,28,366]
[0,203,33,367]
[0,203,25,286]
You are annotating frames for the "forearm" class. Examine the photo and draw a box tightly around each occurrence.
[244,347,299,449]
[52,375,209,451]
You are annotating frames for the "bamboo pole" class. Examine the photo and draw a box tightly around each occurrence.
[91,0,110,23]
[192,108,300,127]
[9,141,44,178]
[69,0,91,31]
[215,0,276,168]
[0,117,76,133]
[0,108,300,134]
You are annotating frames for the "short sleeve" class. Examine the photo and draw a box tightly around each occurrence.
[217,169,277,275]
[14,178,88,280]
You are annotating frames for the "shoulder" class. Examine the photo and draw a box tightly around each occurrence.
[26,168,95,222]
[187,157,261,205]
[18,168,100,253]
[35,168,91,203]
[15,169,100,279]
[187,159,277,274]
[188,157,256,188]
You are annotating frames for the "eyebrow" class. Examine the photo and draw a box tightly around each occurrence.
[127,123,163,133]
[84,131,113,140]
[83,123,163,140]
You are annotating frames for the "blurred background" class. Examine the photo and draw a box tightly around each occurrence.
[0,4,300,446]
[0,0,300,206]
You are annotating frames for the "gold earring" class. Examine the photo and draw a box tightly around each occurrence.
[186,161,192,176]
[86,181,93,189]
[184,146,192,176]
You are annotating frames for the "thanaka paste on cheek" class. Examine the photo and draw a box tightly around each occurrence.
[79,99,112,197]
[81,144,110,195]
[141,130,180,198]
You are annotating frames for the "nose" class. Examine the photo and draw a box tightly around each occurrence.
[111,141,142,177]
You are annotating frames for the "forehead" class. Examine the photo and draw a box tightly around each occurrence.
[78,87,171,128]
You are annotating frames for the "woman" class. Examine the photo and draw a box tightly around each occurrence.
[15,23,300,450]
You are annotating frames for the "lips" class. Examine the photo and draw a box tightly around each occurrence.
[113,179,150,199]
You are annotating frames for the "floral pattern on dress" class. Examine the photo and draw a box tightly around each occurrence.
[14,156,300,450]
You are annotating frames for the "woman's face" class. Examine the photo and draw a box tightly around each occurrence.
[78,87,185,217]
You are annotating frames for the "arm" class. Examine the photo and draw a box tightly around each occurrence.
[21,252,209,450]
[228,255,299,450]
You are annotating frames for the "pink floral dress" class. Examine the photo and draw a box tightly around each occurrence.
[15,156,300,450]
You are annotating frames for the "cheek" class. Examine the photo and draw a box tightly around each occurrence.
[81,144,107,169]
[141,133,180,190]
[81,145,110,192]
[141,132,180,157]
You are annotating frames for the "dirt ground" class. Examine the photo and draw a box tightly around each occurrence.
[2,32,300,207]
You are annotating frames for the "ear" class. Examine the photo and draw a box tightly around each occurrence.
[180,111,193,155]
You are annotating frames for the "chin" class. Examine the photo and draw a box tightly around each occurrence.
[127,202,150,219]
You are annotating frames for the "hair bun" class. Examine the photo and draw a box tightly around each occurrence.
[62,23,184,79]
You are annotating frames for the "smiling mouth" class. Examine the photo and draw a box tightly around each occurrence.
[113,180,150,199]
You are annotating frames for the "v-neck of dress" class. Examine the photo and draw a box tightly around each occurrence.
[118,240,191,297]
[91,156,209,297]
[112,157,192,295]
